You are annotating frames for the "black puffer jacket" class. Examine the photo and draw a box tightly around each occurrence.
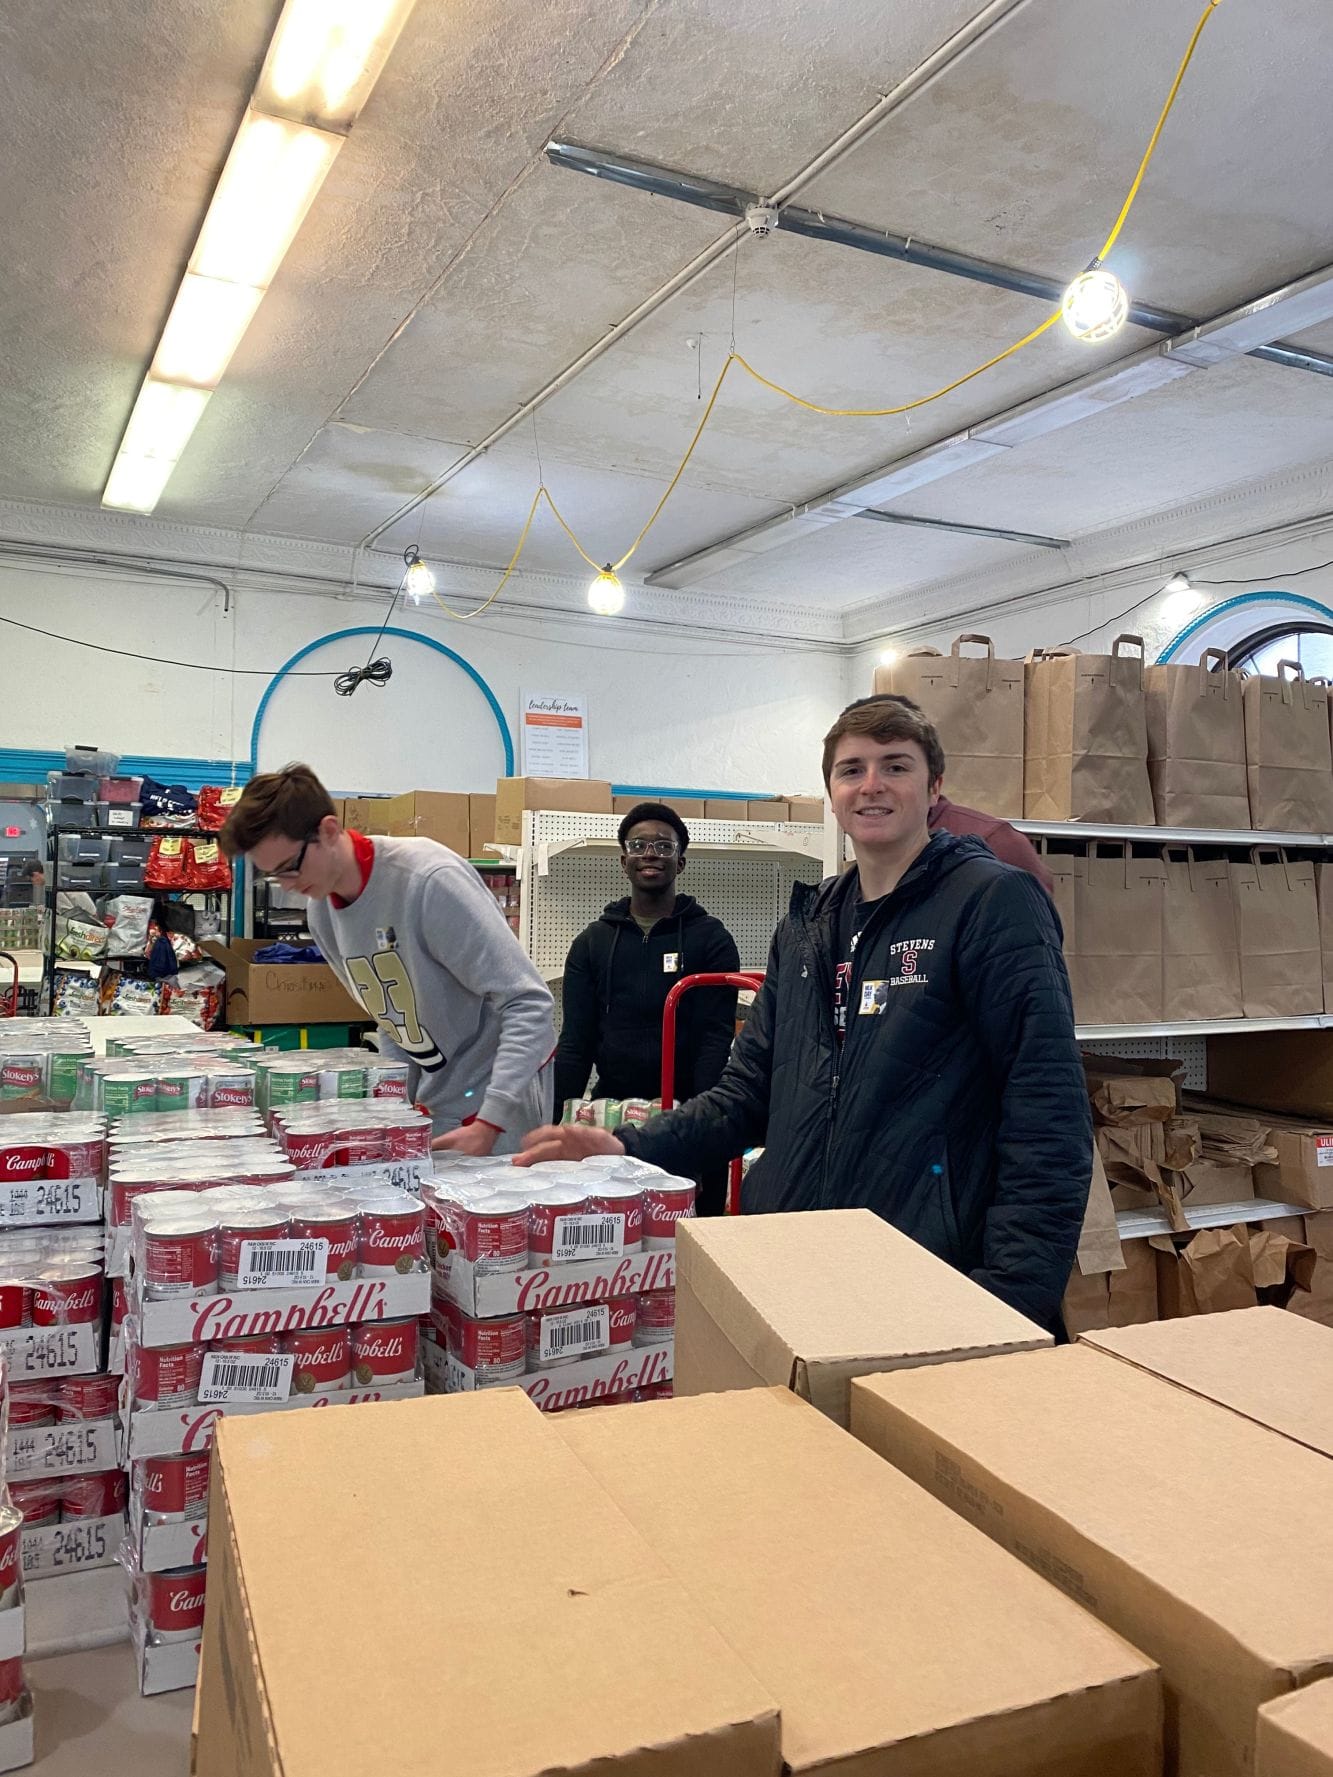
[554,896,739,1108]
[621,833,1092,1329]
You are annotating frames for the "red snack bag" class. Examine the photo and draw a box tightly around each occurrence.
[185,839,231,891]
[144,836,188,889]
[196,786,241,833]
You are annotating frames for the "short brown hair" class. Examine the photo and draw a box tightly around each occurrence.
[821,696,946,787]
[220,764,336,857]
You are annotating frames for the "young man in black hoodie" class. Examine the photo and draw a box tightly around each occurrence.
[553,803,740,1208]
[522,707,1091,1331]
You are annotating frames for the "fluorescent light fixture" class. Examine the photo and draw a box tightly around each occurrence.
[152,273,265,388]
[103,451,186,514]
[119,380,212,461]
[192,112,341,290]
[258,0,419,131]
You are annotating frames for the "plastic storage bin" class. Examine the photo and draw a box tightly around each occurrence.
[65,746,120,777]
[96,802,142,832]
[47,771,99,801]
[57,834,110,864]
[99,776,144,805]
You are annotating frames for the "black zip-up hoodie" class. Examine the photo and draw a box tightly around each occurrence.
[554,895,740,1110]
[620,833,1091,1330]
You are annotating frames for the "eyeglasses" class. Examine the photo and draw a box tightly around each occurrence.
[255,834,317,883]
[624,837,680,858]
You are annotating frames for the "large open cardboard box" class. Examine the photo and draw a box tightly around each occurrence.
[192,1391,781,1777]
[675,1210,1051,1425]
[556,1387,1161,1776]
[851,1345,1333,1777]
[203,937,365,1026]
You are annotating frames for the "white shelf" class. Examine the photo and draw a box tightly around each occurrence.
[534,826,825,867]
[1116,1197,1302,1239]
[1076,1015,1329,1040]
[1014,819,1333,846]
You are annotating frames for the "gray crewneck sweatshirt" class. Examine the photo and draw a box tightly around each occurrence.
[307,837,554,1143]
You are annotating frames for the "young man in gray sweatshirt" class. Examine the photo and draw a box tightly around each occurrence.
[221,765,555,1155]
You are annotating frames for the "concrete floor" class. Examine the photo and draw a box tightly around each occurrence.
[26,1643,192,1775]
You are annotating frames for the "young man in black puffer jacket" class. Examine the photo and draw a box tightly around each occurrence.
[521,702,1091,1332]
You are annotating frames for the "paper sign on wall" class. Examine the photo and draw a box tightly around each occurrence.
[520,692,589,778]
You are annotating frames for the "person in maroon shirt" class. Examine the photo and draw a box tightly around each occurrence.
[853,695,1054,896]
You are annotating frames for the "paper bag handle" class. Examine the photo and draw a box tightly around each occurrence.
[1198,647,1232,698]
[952,633,996,691]
[1164,844,1201,888]
[1092,839,1132,890]
[1111,634,1145,689]
[1277,659,1304,705]
[1250,845,1294,890]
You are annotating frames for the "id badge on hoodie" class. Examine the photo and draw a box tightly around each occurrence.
[663,952,681,973]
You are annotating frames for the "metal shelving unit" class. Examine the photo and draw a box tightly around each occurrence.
[1013,819,1333,847]
[1116,1197,1301,1239]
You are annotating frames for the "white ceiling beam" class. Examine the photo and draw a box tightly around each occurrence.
[1164,262,1333,367]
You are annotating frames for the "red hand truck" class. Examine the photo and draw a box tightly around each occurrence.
[0,954,18,1021]
[660,971,765,1216]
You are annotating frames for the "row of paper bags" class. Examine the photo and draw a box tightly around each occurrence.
[1044,845,1333,1025]
[875,633,1333,830]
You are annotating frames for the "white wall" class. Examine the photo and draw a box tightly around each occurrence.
[0,556,844,795]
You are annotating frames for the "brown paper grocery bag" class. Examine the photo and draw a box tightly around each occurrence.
[1144,648,1250,827]
[881,635,1024,816]
[1071,845,1166,1024]
[1152,1225,1258,1316]
[1062,1236,1157,1334]
[1233,848,1323,1017]
[1249,1225,1316,1295]
[1023,636,1154,823]
[1317,861,1333,1012]
[1034,841,1080,976]
[1162,849,1243,1020]
[1243,659,1333,831]
[1076,1149,1125,1275]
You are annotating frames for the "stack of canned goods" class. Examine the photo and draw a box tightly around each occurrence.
[9,1470,127,1530]
[269,1100,432,1171]
[560,1096,661,1130]
[130,1180,429,1301]
[426,1157,695,1273]
[103,1032,257,1062]
[0,1261,105,1330]
[432,1289,673,1385]
[0,1022,94,1107]
[74,1055,257,1116]
[251,1049,410,1120]
[126,1313,421,1408]
[0,1113,106,1193]
[107,1143,298,1232]
[108,1107,267,1148]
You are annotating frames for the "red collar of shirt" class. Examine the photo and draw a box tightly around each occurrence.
[329,830,376,909]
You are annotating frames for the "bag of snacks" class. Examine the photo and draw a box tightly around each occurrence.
[184,838,231,891]
[144,837,188,889]
[195,785,242,832]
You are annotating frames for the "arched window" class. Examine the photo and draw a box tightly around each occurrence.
[1224,623,1333,677]
[1157,593,1333,669]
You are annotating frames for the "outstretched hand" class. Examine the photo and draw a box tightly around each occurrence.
[513,1124,625,1166]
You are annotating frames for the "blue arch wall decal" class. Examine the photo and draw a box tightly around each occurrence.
[249,627,515,777]
[1157,591,1333,662]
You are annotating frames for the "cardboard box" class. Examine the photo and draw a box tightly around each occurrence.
[1258,1125,1333,1211]
[1081,1307,1333,1460]
[675,1211,1051,1425]
[191,1392,782,1777]
[494,776,612,844]
[379,790,470,855]
[22,1514,122,1582]
[340,796,390,832]
[434,1241,674,1319]
[704,799,747,820]
[423,1325,674,1413]
[136,1269,428,1347]
[851,1345,1333,1777]
[124,1380,425,1460]
[0,1323,100,1381]
[202,937,366,1027]
[1207,1031,1333,1118]
[327,799,345,826]
[139,1622,200,1697]
[7,1418,117,1481]
[746,801,789,823]
[613,797,707,824]
[785,796,824,824]
[467,793,496,857]
[1259,1680,1333,1776]
[555,1388,1162,1777]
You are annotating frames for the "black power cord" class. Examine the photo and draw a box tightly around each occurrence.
[333,547,423,696]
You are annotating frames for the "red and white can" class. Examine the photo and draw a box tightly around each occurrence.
[141,1216,219,1298]
[0,1058,41,1097]
[48,1134,104,1183]
[214,1333,282,1360]
[61,1468,127,1520]
[58,1373,121,1422]
[608,1295,638,1351]
[446,1195,529,1275]
[527,1184,591,1265]
[8,1383,55,1429]
[448,1309,526,1382]
[32,1267,103,1326]
[587,1180,644,1254]
[289,1208,358,1281]
[138,1452,211,1523]
[367,1062,409,1100]
[283,1325,351,1395]
[385,1116,430,1158]
[0,1507,21,1608]
[350,1318,418,1386]
[132,1341,205,1410]
[144,1566,207,1643]
[110,1275,127,1334]
[0,1285,30,1330]
[643,1179,696,1249]
[0,1142,44,1188]
[634,1290,675,1345]
[0,1656,24,1724]
[357,1200,425,1277]
[217,1210,289,1290]
[8,1481,58,1527]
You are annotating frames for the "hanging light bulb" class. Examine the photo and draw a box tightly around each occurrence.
[1061,268,1130,342]
[587,565,625,616]
[1163,571,1192,596]
[1161,568,1205,622]
[402,544,435,603]
[878,646,899,669]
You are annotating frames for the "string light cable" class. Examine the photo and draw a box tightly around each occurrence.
[429,0,1223,612]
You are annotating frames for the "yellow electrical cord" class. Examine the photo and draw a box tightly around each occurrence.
[437,0,1224,611]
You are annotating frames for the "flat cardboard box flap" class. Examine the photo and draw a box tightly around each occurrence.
[1081,1307,1333,1460]
[1259,1679,1333,1776]
[851,1346,1333,1777]
[675,1210,1051,1426]
[556,1388,1161,1777]
[201,937,365,1026]
[192,1391,781,1777]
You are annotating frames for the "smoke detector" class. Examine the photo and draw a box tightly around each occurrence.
[744,203,779,238]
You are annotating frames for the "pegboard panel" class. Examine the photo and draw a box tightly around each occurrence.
[1080,1035,1207,1091]
[525,813,824,977]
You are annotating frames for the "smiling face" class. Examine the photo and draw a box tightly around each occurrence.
[620,819,685,896]
[247,814,343,900]
[827,734,940,854]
